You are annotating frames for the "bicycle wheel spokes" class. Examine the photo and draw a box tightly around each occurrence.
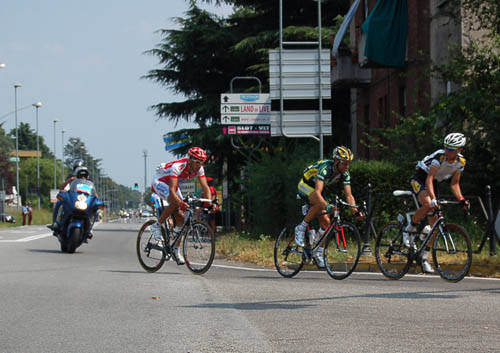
[375,222,411,280]
[183,221,215,275]
[432,223,472,282]
[136,219,165,272]
[324,221,361,280]
[274,226,303,278]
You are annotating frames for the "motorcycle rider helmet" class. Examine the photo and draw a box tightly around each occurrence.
[188,147,208,162]
[74,166,89,179]
[332,146,354,161]
[444,133,466,149]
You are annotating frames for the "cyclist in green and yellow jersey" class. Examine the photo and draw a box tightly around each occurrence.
[295,146,364,267]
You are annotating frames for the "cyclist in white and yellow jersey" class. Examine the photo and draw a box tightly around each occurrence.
[403,133,470,273]
[295,146,364,268]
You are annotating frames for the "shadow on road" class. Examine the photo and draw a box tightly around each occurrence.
[180,286,500,311]
[28,249,66,254]
[96,228,138,233]
[103,269,182,276]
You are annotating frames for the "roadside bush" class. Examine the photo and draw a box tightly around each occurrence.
[246,144,315,236]
[247,154,412,236]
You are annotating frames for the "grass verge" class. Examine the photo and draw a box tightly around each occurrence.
[216,231,500,278]
[0,208,52,228]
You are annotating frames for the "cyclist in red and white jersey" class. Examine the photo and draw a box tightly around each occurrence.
[150,147,212,264]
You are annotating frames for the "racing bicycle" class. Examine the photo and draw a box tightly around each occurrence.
[375,190,472,282]
[274,195,362,280]
[136,196,216,275]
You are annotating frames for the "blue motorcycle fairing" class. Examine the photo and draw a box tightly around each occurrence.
[57,179,101,240]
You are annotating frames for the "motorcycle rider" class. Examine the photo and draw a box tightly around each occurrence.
[48,160,97,240]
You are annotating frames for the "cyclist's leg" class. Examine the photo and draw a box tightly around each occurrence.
[410,170,435,225]
[294,182,314,245]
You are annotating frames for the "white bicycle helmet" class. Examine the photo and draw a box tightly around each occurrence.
[444,133,466,148]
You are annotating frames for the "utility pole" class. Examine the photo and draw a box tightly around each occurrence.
[143,149,148,193]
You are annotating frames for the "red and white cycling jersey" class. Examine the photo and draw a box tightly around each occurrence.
[154,158,205,189]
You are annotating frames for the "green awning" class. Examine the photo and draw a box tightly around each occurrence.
[361,0,408,67]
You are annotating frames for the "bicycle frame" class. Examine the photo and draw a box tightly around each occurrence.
[397,200,460,261]
[303,201,350,260]
[160,203,197,258]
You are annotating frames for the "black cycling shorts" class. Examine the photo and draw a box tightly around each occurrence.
[410,168,439,197]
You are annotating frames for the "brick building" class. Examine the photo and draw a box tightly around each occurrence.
[331,0,468,159]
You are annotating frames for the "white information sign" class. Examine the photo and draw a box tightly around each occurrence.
[50,189,59,204]
[220,93,271,125]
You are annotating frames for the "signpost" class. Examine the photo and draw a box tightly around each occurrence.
[50,189,58,204]
[220,93,271,126]
[222,125,270,135]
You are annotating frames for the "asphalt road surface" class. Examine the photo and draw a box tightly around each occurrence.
[1,221,499,353]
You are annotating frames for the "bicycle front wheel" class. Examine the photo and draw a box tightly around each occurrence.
[136,219,165,272]
[375,222,412,280]
[274,226,303,278]
[324,221,361,280]
[183,220,215,274]
[432,222,472,282]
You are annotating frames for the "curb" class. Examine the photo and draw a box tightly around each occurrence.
[302,259,500,278]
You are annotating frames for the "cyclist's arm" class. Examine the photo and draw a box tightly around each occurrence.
[198,176,212,201]
[450,171,464,201]
[343,184,359,213]
[167,178,183,207]
[426,166,439,200]
[313,179,327,203]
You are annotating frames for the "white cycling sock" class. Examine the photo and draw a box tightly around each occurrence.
[173,225,183,233]
[299,220,309,229]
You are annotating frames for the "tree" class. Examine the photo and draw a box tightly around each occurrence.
[0,126,15,192]
[63,137,102,179]
[8,122,53,158]
[144,1,348,227]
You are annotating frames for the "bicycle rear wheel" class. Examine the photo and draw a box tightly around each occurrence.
[432,222,472,282]
[183,220,215,274]
[375,222,412,280]
[136,219,165,272]
[274,226,303,278]
[324,221,361,280]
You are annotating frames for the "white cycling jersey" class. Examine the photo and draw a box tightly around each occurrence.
[416,149,466,182]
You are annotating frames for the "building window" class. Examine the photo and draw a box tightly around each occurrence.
[364,103,370,159]
[378,95,388,127]
[364,103,370,128]
[399,86,406,117]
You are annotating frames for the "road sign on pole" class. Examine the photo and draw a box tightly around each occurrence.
[220,93,271,126]
[223,125,270,135]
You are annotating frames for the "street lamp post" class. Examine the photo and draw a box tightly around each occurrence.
[14,83,21,210]
[61,129,65,182]
[143,149,148,192]
[53,120,59,190]
[33,102,42,210]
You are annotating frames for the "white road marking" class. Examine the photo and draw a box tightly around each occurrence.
[211,263,500,281]
[0,232,53,243]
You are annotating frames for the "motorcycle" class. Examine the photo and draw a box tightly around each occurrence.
[55,178,103,253]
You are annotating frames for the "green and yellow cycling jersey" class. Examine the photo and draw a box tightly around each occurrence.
[297,160,350,198]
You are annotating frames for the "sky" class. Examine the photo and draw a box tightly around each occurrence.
[0,0,233,192]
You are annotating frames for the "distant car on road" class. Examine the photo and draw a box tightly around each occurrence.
[0,213,16,223]
[141,210,153,218]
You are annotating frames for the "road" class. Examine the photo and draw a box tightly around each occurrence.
[1,221,499,353]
